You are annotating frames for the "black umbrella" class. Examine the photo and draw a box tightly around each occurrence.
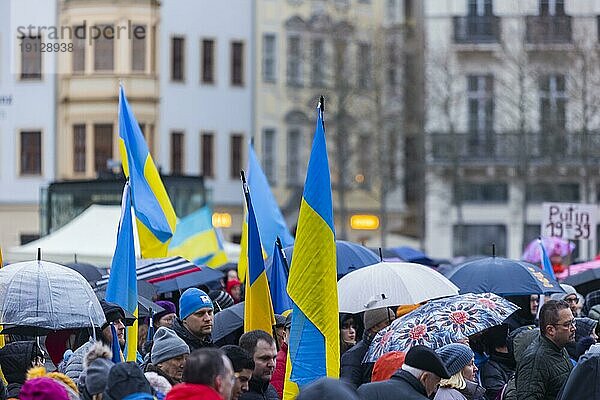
[562,270,600,296]
[65,262,108,287]
[212,302,244,342]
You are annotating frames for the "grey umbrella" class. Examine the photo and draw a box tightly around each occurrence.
[0,260,106,335]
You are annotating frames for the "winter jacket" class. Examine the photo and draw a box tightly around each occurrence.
[0,341,43,398]
[480,354,514,400]
[166,383,222,400]
[515,334,573,400]
[239,377,279,400]
[558,351,600,399]
[459,380,486,400]
[501,326,538,400]
[60,339,96,384]
[357,369,430,400]
[171,319,214,352]
[434,387,467,400]
[340,332,375,389]
[271,341,287,398]
[144,362,180,387]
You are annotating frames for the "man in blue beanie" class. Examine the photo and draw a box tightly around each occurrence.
[172,288,216,351]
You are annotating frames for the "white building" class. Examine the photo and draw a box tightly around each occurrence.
[424,0,600,260]
[159,0,253,240]
[0,0,57,248]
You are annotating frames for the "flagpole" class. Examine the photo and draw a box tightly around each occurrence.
[276,237,290,275]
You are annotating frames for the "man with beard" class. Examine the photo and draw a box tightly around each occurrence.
[516,300,575,400]
[239,330,278,400]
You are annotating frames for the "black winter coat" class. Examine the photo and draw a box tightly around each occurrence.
[481,354,514,400]
[515,334,573,400]
[171,319,214,351]
[239,377,279,400]
[558,351,600,400]
[357,370,430,400]
[340,338,374,388]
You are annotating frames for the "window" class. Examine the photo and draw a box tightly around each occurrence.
[201,39,215,84]
[357,42,372,89]
[453,224,506,257]
[454,183,508,203]
[231,41,244,86]
[334,39,349,82]
[287,35,302,86]
[526,183,579,202]
[20,131,41,175]
[131,24,146,72]
[467,75,494,155]
[468,0,493,16]
[201,132,214,178]
[387,41,399,92]
[311,38,325,87]
[230,134,243,179]
[171,37,185,82]
[540,0,565,16]
[139,123,154,155]
[171,132,184,174]
[386,0,401,23]
[73,124,86,173]
[357,134,371,186]
[263,128,276,185]
[94,25,114,71]
[540,74,567,130]
[287,128,302,186]
[93,124,113,174]
[263,34,277,83]
[72,26,85,73]
[20,36,42,79]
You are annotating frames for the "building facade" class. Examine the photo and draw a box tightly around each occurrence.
[253,0,407,245]
[0,0,58,248]
[424,0,600,259]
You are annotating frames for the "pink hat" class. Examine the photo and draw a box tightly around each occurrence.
[20,377,69,400]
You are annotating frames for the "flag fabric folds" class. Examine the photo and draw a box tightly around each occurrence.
[268,239,293,315]
[167,207,227,267]
[118,85,177,258]
[238,143,294,282]
[106,182,138,362]
[539,237,557,280]
[242,175,276,334]
[284,101,339,398]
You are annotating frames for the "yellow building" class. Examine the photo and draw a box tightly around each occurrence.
[57,0,159,180]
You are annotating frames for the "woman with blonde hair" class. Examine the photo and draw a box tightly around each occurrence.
[435,343,485,400]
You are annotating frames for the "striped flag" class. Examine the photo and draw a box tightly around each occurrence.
[119,85,177,258]
[242,172,276,333]
[284,99,339,398]
[106,182,138,361]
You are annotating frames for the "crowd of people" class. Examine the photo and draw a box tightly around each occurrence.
[0,265,599,399]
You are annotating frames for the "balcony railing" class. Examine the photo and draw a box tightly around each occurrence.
[453,16,501,44]
[526,15,572,44]
[429,131,600,165]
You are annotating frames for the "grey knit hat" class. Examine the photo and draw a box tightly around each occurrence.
[151,327,190,365]
[363,308,395,331]
[436,343,474,376]
[86,357,115,395]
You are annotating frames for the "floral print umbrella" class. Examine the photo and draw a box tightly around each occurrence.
[364,293,519,363]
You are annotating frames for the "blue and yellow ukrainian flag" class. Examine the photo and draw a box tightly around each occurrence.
[268,239,293,315]
[119,85,177,258]
[284,99,339,398]
[167,207,228,268]
[539,237,557,280]
[242,175,276,333]
[106,182,138,362]
[238,143,294,282]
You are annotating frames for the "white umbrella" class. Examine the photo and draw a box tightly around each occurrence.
[337,262,460,313]
[0,259,106,335]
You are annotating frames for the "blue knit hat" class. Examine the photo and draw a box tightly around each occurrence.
[179,288,213,320]
[436,343,474,376]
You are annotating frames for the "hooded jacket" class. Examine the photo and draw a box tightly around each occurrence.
[357,369,431,400]
[515,334,573,400]
[166,382,222,400]
[480,352,514,400]
[239,377,279,400]
[558,351,600,399]
[171,319,213,352]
